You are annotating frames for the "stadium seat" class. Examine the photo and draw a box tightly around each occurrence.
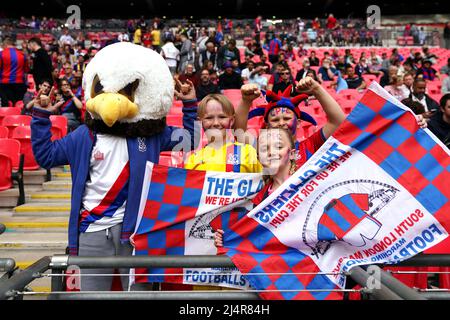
[11,126,40,170]
[222,89,242,99]
[166,114,183,127]
[14,100,24,109]
[50,115,68,140]
[0,107,21,124]
[2,115,32,138]
[0,138,25,204]
[0,126,8,138]
[0,154,12,191]
[159,151,184,168]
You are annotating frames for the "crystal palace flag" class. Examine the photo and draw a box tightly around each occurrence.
[131,164,263,289]
[132,82,450,299]
[216,82,450,299]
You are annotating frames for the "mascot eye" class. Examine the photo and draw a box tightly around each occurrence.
[91,75,104,98]
[118,79,139,102]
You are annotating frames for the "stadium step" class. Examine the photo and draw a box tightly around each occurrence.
[13,202,70,217]
[1,216,69,232]
[52,172,72,180]
[42,180,72,191]
[0,232,67,250]
[19,169,48,185]
[27,191,71,202]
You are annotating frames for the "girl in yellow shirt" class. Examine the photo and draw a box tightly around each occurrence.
[185,88,262,174]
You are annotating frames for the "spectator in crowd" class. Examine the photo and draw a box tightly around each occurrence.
[309,50,320,66]
[442,73,450,95]
[267,63,285,91]
[268,34,282,64]
[380,65,398,87]
[56,77,83,131]
[199,40,217,70]
[59,28,75,46]
[440,58,450,76]
[259,55,271,72]
[70,71,83,98]
[28,37,53,87]
[74,53,87,73]
[218,61,243,90]
[312,17,321,29]
[151,26,161,52]
[408,78,439,118]
[427,94,450,148]
[344,65,366,91]
[272,67,295,94]
[60,62,74,81]
[118,31,130,42]
[231,59,242,75]
[239,55,252,71]
[335,55,350,74]
[381,52,391,70]
[216,38,240,71]
[385,75,410,101]
[141,28,152,48]
[318,58,337,82]
[417,59,439,81]
[401,97,426,115]
[23,79,53,115]
[178,64,199,88]
[133,25,142,44]
[355,58,369,77]
[178,32,194,73]
[196,69,220,101]
[444,22,450,50]
[422,46,438,64]
[241,60,255,81]
[248,63,269,90]
[160,35,180,76]
[295,58,316,82]
[403,72,415,92]
[367,55,384,76]
[326,14,338,30]
[0,36,29,107]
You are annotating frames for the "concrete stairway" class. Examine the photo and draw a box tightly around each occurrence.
[0,166,71,296]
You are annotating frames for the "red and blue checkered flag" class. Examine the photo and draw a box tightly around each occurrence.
[216,82,450,299]
[131,163,263,288]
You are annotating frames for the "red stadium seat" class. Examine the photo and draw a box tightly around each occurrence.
[166,115,183,127]
[159,151,184,168]
[2,115,32,138]
[50,115,68,140]
[11,126,40,170]
[14,100,24,109]
[0,138,25,204]
[0,107,21,124]
[0,154,13,191]
[222,89,242,99]
[0,126,9,138]
[0,138,21,170]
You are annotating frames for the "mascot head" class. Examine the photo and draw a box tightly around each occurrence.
[82,42,174,137]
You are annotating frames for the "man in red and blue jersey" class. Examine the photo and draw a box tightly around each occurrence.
[0,36,29,106]
[268,35,282,64]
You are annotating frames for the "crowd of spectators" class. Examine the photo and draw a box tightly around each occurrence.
[0,14,449,146]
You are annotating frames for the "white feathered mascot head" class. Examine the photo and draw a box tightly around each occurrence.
[82,42,174,137]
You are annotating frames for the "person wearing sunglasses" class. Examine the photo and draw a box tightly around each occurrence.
[272,67,295,95]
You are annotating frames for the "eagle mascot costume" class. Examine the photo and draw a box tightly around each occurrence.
[31,42,198,291]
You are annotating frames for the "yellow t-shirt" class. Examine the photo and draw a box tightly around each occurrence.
[151,30,161,46]
[133,29,142,44]
[185,142,262,173]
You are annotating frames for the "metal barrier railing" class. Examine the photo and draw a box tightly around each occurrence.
[1,254,450,300]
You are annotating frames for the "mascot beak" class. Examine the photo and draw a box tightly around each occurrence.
[86,93,139,127]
